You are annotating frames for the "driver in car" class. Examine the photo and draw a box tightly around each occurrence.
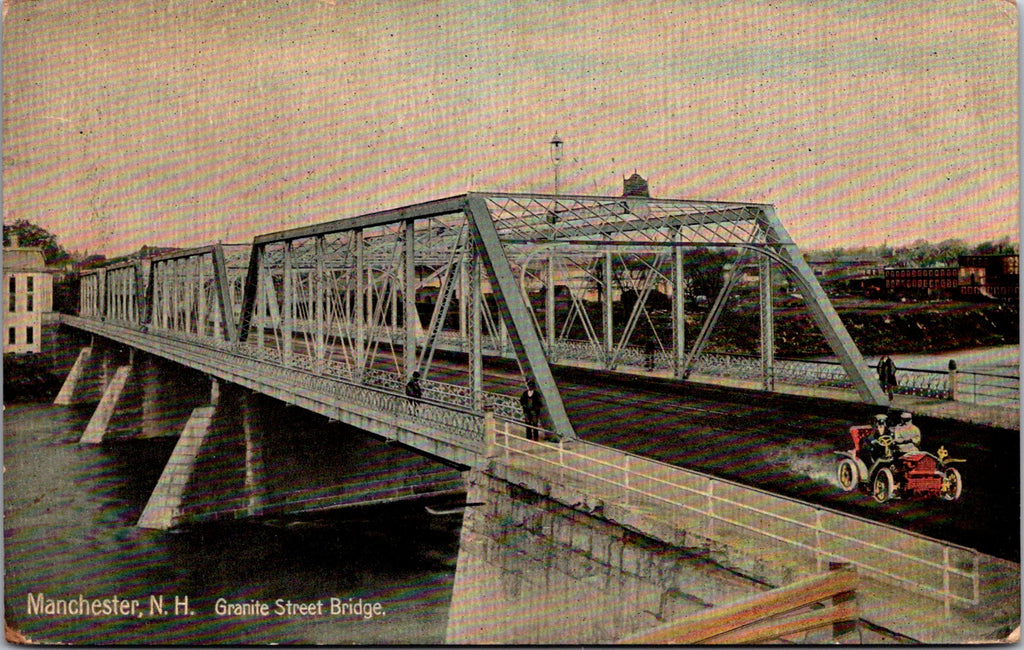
[863,413,892,464]
[893,412,921,455]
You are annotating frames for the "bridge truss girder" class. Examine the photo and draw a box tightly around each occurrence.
[78,192,887,444]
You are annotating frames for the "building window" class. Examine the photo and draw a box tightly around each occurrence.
[26,276,34,312]
[26,327,33,345]
[8,327,15,345]
[8,276,15,312]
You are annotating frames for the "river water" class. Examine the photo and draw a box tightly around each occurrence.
[3,402,462,645]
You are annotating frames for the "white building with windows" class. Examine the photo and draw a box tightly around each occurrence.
[3,237,54,354]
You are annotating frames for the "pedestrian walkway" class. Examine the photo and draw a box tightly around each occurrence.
[566,360,1020,431]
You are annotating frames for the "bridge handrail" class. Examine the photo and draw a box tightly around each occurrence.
[63,315,489,450]
[492,423,979,614]
[68,315,530,424]
[492,416,977,552]
[205,344,491,447]
[67,310,1017,407]
[957,369,1020,381]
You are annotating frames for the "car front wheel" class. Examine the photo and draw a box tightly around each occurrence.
[940,467,962,501]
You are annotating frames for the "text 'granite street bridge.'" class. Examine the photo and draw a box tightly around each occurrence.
[56,192,1017,643]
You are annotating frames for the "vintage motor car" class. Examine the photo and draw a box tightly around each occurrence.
[834,425,964,503]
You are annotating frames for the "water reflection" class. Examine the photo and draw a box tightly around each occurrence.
[4,403,462,645]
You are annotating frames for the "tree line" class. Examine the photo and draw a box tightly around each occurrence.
[807,237,1017,268]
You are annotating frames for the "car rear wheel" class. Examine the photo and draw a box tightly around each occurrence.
[837,458,859,492]
[872,467,894,503]
[940,467,962,501]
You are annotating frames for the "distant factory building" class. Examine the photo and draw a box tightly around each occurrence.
[883,266,959,298]
[880,253,1019,301]
[958,254,1019,300]
[3,236,55,354]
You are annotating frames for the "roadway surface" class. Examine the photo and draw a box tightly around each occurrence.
[564,371,1019,562]
[430,359,1019,562]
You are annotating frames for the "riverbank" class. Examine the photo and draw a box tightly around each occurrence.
[3,324,87,404]
[706,298,1017,358]
[2,353,63,403]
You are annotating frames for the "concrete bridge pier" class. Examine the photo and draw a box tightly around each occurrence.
[53,340,116,406]
[138,379,267,529]
[74,350,209,444]
[445,470,779,645]
[135,380,467,531]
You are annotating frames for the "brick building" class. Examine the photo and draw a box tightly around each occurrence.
[958,254,1019,300]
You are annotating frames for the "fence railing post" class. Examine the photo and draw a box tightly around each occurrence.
[707,479,715,539]
[973,550,980,605]
[624,454,631,506]
[502,421,510,463]
[558,438,565,483]
[948,360,958,401]
[943,546,951,619]
[815,509,823,572]
[484,409,496,459]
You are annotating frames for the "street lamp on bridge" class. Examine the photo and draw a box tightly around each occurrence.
[549,133,563,195]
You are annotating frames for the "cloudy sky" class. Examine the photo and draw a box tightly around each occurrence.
[2,0,1018,257]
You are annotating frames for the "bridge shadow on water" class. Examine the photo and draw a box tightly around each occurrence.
[238,394,466,517]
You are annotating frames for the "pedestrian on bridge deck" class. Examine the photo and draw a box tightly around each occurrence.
[520,379,542,441]
[644,338,657,372]
[405,371,423,413]
[406,371,423,398]
[877,354,897,400]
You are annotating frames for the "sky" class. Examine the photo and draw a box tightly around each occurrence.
[1,0,1019,258]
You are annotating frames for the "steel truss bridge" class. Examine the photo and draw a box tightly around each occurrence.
[71,192,887,464]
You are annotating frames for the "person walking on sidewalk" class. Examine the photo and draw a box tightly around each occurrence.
[520,379,542,441]
[405,371,423,414]
[877,354,897,400]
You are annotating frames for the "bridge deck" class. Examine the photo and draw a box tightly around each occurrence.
[64,315,1018,561]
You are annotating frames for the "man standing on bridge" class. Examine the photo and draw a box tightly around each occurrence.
[520,379,542,441]
[405,371,423,413]
[877,354,897,400]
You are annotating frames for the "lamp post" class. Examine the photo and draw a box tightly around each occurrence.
[549,133,563,195]
[545,133,563,350]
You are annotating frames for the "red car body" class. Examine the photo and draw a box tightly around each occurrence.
[834,425,963,503]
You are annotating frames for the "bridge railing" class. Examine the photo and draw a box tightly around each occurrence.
[953,370,1020,408]
[66,316,491,454]
[428,327,1014,406]
[85,305,1017,408]
[687,352,957,399]
[491,423,979,618]
[226,352,489,447]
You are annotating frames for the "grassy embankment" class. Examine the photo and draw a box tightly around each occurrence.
[705,295,1018,358]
